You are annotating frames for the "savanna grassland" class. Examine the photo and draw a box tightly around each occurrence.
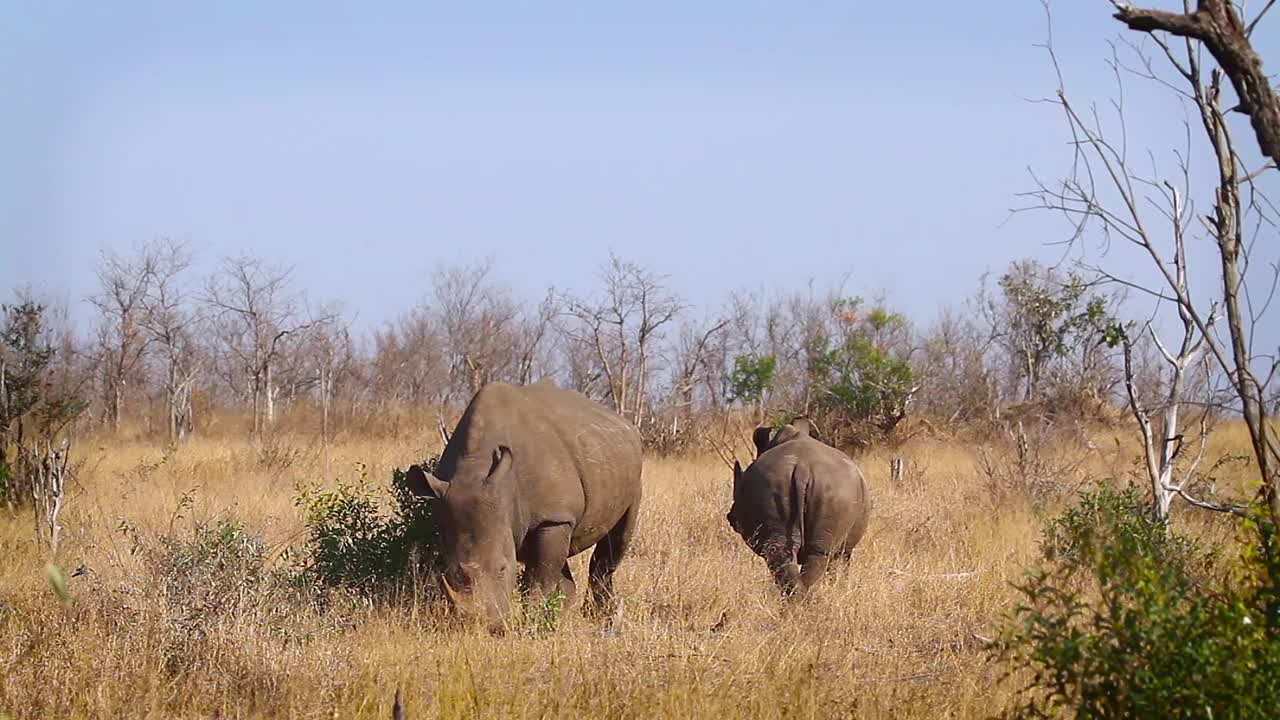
[0,419,1261,719]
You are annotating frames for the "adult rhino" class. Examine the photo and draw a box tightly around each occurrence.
[726,418,870,598]
[404,380,643,629]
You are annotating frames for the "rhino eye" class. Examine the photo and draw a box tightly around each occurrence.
[452,565,475,589]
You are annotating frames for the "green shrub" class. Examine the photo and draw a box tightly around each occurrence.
[804,298,916,450]
[992,483,1280,719]
[293,456,442,594]
[111,507,274,668]
[140,515,267,618]
[727,353,777,407]
[1,300,88,508]
[110,510,309,674]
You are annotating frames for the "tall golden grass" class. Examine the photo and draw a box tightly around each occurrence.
[0,419,1263,718]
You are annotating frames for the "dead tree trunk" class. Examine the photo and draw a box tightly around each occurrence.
[890,457,905,486]
[29,439,70,555]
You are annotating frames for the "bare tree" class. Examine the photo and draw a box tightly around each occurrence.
[563,253,686,425]
[1023,3,1280,521]
[514,289,559,385]
[562,294,623,411]
[139,239,200,441]
[671,314,731,414]
[431,258,522,402]
[28,438,69,555]
[369,306,447,406]
[1117,186,1229,521]
[915,304,999,426]
[302,309,353,473]
[202,255,328,437]
[554,322,604,398]
[629,260,686,425]
[89,244,157,431]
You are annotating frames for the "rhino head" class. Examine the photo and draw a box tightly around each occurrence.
[405,446,519,630]
[726,459,746,535]
[750,417,818,457]
[733,418,818,536]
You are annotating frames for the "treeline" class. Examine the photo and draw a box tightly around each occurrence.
[4,239,1177,452]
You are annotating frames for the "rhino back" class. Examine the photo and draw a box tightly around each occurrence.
[798,440,869,554]
[735,437,868,556]
[441,382,642,549]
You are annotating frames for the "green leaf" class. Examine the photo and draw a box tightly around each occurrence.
[44,562,70,606]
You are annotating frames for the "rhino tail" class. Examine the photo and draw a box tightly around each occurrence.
[787,462,813,560]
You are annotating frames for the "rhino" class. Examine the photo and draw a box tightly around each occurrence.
[404,380,643,629]
[725,418,870,597]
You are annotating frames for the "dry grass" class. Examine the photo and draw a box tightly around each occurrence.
[0,420,1264,719]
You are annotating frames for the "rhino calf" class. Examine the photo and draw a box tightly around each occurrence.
[726,418,870,598]
[405,381,643,630]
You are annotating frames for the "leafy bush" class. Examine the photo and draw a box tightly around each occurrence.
[1,300,88,508]
[114,495,269,620]
[110,505,275,672]
[727,353,777,408]
[151,517,266,616]
[811,336,913,423]
[293,456,442,594]
[805,299,916,450]
[992,483,1280,719]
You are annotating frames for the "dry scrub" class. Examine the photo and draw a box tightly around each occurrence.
[0,423,1261,719]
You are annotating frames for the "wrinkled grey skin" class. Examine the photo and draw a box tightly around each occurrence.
[405,380,643,630]
[726,418,870,598]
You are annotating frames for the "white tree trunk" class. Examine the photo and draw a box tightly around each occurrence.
[265,363,276,427]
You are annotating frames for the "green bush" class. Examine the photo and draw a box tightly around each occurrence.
[1,300,88,508]
[992,483,1280,719]
[112,506,273,663]
[293,456,442,594]
[151,515,266,617]
[727,353,777,407]
[110,509,312,673]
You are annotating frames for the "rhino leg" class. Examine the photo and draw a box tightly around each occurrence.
[522,524,577,609]
[765,548,802,597]
[585,504,637,618]
[798,550,831,593]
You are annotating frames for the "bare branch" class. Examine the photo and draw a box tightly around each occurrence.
[1113,0,1280,168]
[1246,0,1277,37]
[1165,482,1252,515]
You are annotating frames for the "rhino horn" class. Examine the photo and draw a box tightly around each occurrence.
[440,573,463,607]
[406,464,450,499]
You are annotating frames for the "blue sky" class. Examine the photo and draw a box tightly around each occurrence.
[3,1,1277,339]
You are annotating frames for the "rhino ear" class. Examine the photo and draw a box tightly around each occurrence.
[732,460,743,491]
[793,415,814,438]
[484,445,514,487]
[406,464,450,499]
[792,417,818,440]
[752,426,773,457]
